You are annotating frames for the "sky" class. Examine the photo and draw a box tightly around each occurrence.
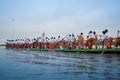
[0,0,120,44]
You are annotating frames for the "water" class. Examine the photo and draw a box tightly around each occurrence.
[0,46,120,80]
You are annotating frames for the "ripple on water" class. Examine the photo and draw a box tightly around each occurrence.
[0,47,120,80]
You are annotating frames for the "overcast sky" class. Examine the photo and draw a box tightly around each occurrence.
[0,0,120,44]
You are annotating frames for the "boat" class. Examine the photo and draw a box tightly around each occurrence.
[29,48,120,53]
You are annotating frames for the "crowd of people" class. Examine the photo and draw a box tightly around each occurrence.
[6,29,120,50]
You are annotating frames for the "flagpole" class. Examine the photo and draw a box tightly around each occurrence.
[12,18,14,40]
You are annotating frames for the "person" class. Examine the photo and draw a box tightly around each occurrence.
[16,39,20,49]
[26,38,31,49]
[41,32,45,49]
[56,36,62,49]
[85,36,89,49]
[53,37,56,49]
[12,40,15,48]
[47,38,51,49]
[21,39,25,49]
[46,37,50,49]
[85,31,94,49]
[44,37,48,49]
[105,29,113,49]
[24,38,30,48]
[61,38,66,49]
[76,33,84,49]
[49,37,54,52]
[32,38,37,48]
[68,34,72,49]
[71,33,76,49]
[24,38,27,48]
[114,30,120,48]
[101,31,106,49]
[38,37,42,49]
[93,31,98,49]
[63,34,69,49]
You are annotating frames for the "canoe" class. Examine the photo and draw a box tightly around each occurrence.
[55,49,120,53]
[29,48,120,53]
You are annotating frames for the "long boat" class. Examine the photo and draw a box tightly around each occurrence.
[29,48,120,53]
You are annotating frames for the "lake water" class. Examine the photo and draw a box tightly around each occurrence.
[0,46,120,80]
